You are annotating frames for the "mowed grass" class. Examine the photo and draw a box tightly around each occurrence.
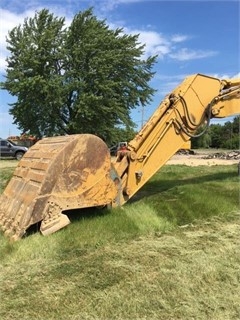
[0,163,240,320]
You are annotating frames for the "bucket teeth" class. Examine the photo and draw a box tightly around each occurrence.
[40,213,70,236]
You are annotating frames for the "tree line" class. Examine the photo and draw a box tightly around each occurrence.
[191,116,239,150]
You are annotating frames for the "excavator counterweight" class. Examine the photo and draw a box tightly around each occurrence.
[0,73,239,240]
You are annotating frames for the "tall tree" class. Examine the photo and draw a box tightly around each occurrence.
[2,8,157,143]
[220,117,239,149]
[2,9,66,138]
[209,124,222,148]
[232,115,239,134]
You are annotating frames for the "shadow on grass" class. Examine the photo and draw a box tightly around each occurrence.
[23,168,237,238]
[24,207,110,237]
[59,170,237,224]
[129,170,237,203]
[64,206,110,222]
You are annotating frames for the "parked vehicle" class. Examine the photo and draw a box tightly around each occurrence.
[0,139,28,160]
[109,142,128,156]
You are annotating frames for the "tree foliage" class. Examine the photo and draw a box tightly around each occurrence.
[1,8,157,144]
[191,116,240,149]
[3,9,66,138]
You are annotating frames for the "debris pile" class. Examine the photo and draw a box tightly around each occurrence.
[177,149,195,155]
[202,151,240,160]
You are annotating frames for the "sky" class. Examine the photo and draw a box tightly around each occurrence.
[0,0,239,138]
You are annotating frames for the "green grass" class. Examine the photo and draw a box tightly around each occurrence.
[0,164,240,319]
[0,167,16,192]
[135,165,239,224]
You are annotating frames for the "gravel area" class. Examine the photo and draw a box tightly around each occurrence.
[167,150,240,166]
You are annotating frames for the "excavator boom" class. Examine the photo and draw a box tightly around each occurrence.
[0,73,239,240]
[114,74,240,202]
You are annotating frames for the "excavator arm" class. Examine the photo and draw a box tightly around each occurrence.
[211,78,240,117]
[0,73,239,240]
[113,74,240,204]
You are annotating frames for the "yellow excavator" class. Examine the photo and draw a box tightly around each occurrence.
[0,73,239,240]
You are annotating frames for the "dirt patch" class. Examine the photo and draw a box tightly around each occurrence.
[167,150,240,166]
[167,154,239,166]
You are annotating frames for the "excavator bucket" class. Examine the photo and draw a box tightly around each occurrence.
[0,134,119,240]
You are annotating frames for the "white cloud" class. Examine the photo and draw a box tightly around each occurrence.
[96,0,143,12]
[0,8,43,72]
[120,26,216,62]
[233,72,240,79]
[169,48,218,61]
[126,29,171,58]
[0,6,73,73]
[154,74,188,96]
[0,3,220,74]
[209,73,240,80]
[171,34,190,43]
